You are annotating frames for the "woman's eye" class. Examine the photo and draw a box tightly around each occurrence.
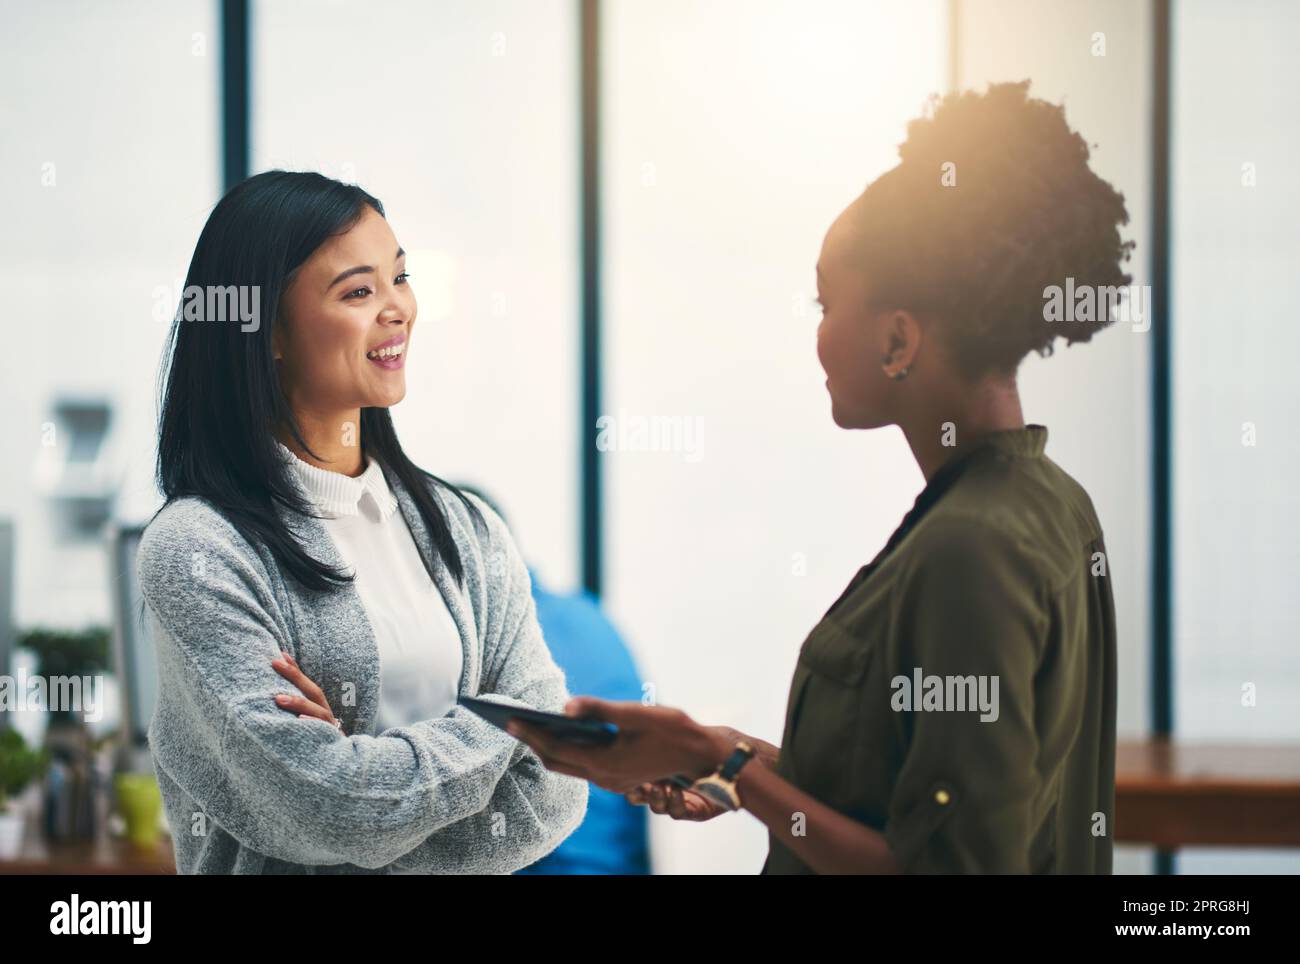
[345,286,371,300]
[395,271,410,284]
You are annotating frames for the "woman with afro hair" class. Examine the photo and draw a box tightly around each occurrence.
[509,80,1129,874]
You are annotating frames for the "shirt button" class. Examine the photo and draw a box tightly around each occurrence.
[934,789,951,805]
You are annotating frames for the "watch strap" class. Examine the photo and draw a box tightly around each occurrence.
[719,740,756,781]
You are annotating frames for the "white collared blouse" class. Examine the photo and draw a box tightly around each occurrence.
[277,443,463,732]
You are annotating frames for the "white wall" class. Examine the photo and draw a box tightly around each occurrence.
[1171,0,1300,743]
[0,0,220,629]
[601,0,948,874]
[253,0,581,591]
[1171,0,1300,875]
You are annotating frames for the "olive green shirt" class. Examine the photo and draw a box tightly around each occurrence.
[762,425,1116,874]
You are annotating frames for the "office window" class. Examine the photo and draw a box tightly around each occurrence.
[254,0,581,589]
[1172,0,1300,872]
[1172,0,1300,743]
[0,0,219,626]
[601,0,948,873]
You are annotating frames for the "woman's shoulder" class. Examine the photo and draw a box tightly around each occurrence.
[902,456,1102,593]
[901,508,1043,583]
[412,478,527,591]
[137,496,271,597]
[140,495,244,555]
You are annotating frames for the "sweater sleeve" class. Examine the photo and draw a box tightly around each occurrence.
[384,495,587,873]
[140,500,549,870]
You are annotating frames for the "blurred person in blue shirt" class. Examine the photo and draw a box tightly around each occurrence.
[516,569,651,874]
[454,485,650,875]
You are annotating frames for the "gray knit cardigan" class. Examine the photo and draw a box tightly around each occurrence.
[138,465,587,874]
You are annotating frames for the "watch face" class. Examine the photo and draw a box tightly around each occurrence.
[695,779,737,810]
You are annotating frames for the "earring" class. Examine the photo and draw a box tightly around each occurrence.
[882,354,909,380]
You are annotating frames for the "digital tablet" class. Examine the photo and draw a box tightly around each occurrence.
[459,696,697,787]
[459,695,619,747]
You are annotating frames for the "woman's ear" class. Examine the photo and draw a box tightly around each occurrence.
[881,309,921,375]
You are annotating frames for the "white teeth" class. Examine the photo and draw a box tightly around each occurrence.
[367,342,406,360]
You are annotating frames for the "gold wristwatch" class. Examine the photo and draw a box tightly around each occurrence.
[689,740,756,811]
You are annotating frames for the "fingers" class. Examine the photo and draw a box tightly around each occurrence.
[507,721,590,780]
[642,782,664,813]
[682,789,721,821]
[506,721,644,794]
[667,785,692,820]
[523,742,591,781]
[632,782,720,821]
[563,696,616,721]
[506,719,564,759]
[645,782,683,817]
[274,692,332,724]
[271,652,330,711]
[510,719,606,769]
[562,696,655,727]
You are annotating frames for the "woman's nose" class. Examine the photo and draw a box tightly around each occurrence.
[376,297,406,324]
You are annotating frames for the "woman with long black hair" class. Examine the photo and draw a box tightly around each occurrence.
[140,171,586,874]
[509,81,1126,874]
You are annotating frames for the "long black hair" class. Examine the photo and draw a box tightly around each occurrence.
[156,170,482,591]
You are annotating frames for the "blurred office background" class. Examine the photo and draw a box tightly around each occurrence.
[0,0,1295,873]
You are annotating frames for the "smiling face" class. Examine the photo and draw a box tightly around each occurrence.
[273,205,415,416]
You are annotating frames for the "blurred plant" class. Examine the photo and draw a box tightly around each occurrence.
[16,626,112,724]
[18,626,111,677]
[0,727,51,814]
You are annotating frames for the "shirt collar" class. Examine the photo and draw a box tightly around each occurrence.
[276,442,399,520]
[978,423,1047,458]
[881,425,1048,554]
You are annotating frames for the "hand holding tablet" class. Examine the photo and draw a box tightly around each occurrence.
[459,695,619,747]
[459,695,697,787]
